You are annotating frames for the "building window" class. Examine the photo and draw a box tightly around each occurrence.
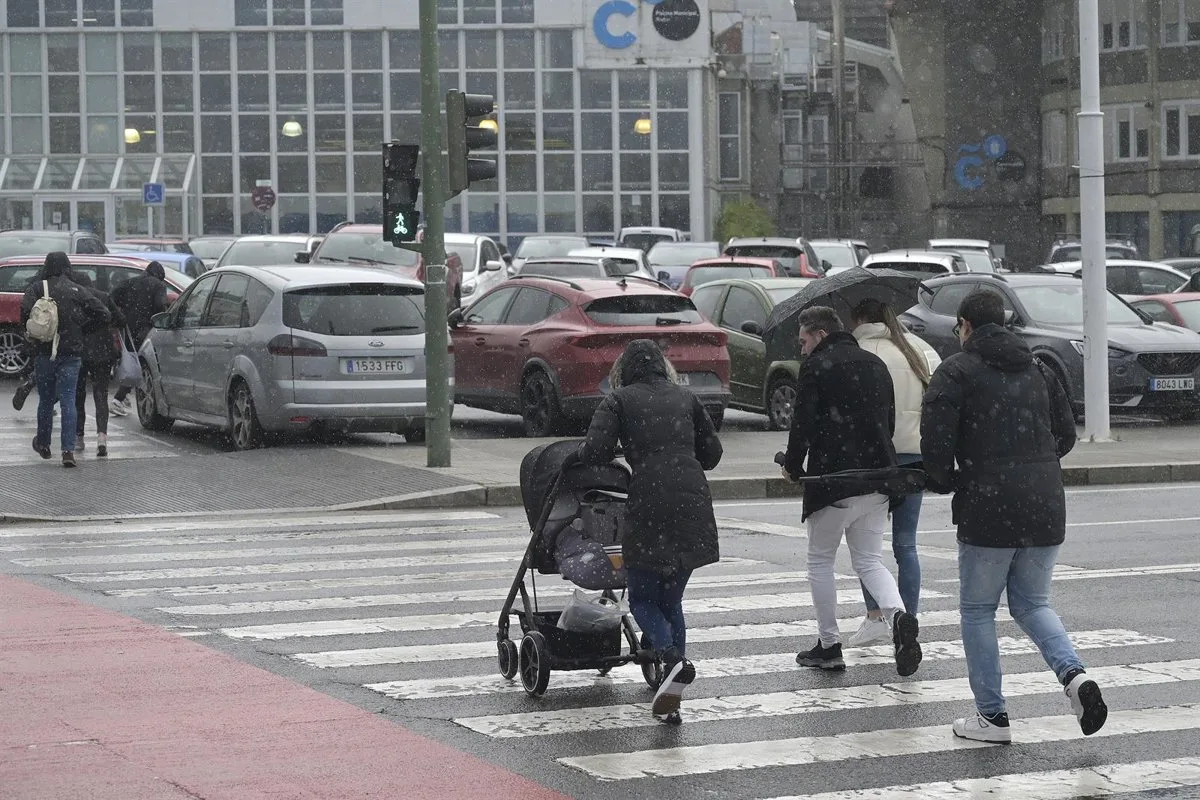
[1104,105,1149,161]
[1163,101,1200,158]
[1042,2,1068,62]
[1043,111,1067,166]
[501,0,534,24]
[1100,0,1147,51]
[311,0,343,25]
[7,1,40,26]
[46,0,80,27]
[718,92,741,181]
[1163,0,1200,44]
[235,0,268,24]
[120,0,153,26]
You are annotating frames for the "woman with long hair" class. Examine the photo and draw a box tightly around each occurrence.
[576,339,723,724]
[845,297,942,647]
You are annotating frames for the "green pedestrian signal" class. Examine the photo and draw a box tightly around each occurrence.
[383,142,421,245]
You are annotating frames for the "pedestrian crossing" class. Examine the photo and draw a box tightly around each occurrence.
[0,415,175,463]
[3,508,1198,799]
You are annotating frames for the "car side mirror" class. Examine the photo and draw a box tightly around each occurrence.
[1003,309,1022,328]
[294,250,311,264]
[822,260,833,271]
[741,320,764,337]
[657,270,671,282]
[151,311,171,330]
[447,307,465,329]
[483,259,503,272]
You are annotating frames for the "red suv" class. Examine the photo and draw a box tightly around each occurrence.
[449,275,731,436]
[299,223,464,309]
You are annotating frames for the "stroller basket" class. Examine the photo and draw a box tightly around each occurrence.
[517,609,623,662]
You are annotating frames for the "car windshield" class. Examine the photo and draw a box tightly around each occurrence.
[606,259,644,276]
[514,237,589,259]
[1172,299,1200,329]
[312,233,420,267]
[1013,284,1143,326]
[621,233,674,252]
[768,285,811,304]
[519,261,599,278]
[188,238,236,259]
[726,244,802,260]
[811,243,857,270]
[584,294,702,326]
[0,265,45,291]
[648,243,720,266]
[1053,244,1136,262]
[221,240,310,267]
[0,233,72,258]
[868,260,950,275]
[687,265,774,287]
[283,284,425,336]
[957,251,996,273]
[445,242,478,272]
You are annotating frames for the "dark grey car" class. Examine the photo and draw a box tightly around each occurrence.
[901,273,1200,419]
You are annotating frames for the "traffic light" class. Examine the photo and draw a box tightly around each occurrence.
[383,142,421,245]
[446,90,497,197]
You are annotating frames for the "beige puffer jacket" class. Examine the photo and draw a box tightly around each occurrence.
[852,322,942,455]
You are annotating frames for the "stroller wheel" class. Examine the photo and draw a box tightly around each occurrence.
[640,632,664,690]
[497,639,519,680]
[519,632,552,697]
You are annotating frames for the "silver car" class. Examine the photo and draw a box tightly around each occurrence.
[137,266,432,450]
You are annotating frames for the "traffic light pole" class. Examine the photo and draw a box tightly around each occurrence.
[419,0,452,467]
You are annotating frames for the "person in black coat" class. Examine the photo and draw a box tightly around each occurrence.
[19,252,111,466]
[921,290,1106,744]
[110,260,169,415]
[70,273,125,458]
[781,306,921,676]
[577,339,722,723]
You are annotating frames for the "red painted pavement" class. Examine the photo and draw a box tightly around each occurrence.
[0,574,575,800]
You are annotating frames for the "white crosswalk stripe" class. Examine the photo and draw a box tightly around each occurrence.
[7,509,1199,799]
[0,418,175,462]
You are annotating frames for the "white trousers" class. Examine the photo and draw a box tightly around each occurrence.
[806,493,905,647]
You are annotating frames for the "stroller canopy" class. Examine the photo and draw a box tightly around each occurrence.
[519,440,630,530]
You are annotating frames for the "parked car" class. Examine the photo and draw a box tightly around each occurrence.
[901,273,1200,420]
[689,277,815,430]
[123,250,208,279]
[214,234,323,269]
[187,235,240,268]
[111,237,192,255]
[0,254,191,376]
[1046,235,1138,264]
[138,266,431,450]
[299,223,464,309]
[647,241,723,289]
[516,256,654,281]
[445,233,507,305]
[508,235,590,274]
[617,226,687,253]
[1131,293,1200,333]
[448,275,731,436]
[1037,259,1190,297]
[567,246,653,278]
[1162,257,1200,277]
[679,257,781,297]
[927,238,1000,273]
[809,239,863,274]
[722,237,824,279]
[863,249,969,277]
[0,229,107,257]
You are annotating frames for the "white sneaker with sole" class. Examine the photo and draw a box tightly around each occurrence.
[845,616,891,648]
[110,398,128,417]
[651,658,695,717]
[952,710,1012,744]
[1064,672,1108,735]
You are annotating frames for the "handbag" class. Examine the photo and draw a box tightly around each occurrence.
[113,327,143,389]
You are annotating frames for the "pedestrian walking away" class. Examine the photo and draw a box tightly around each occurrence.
[845,297,942,648]
[19,252,111,467]
[576,339,723,724]
[109,260,168,416]
[70,272,125,458]
[922,289,1107,744]
[781,306,921,677]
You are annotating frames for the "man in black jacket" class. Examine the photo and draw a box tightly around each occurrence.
[783,306,921,676]
[922,290,1106,744]
[109,261,168,416]
[19,252,111,467]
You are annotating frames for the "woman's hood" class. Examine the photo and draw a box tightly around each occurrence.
[610,339,679,388]
[853,322,889,342]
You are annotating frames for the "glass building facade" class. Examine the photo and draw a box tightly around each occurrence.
[0,0,709,249]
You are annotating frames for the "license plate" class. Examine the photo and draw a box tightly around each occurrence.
[341,358,408,375]
[1149,376,1195,391]
[677,373,690,386]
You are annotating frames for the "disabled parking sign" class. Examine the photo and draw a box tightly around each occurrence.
[143,182,165,206]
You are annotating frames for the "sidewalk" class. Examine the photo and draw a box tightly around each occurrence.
[0,573,570,800]
[2,425,1197,522]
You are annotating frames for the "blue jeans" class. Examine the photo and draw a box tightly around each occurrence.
[626,566,692,657]
[864,454,922,615]
[35,355,81,454]
[959,542,1084,716]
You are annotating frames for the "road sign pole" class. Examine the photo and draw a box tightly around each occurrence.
[419,0,451,468]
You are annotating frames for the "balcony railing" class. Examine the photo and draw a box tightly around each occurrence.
[781,140,925,167]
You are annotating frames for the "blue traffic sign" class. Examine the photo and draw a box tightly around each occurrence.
[143,182,165,206]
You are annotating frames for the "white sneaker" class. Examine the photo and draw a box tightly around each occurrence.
[1064,672,1107,735]
[845,616,891,648]
[952,710,1012,744]
[651,658,695,717]
[110,398,128,417]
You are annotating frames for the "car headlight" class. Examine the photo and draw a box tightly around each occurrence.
[1070,340,1130,359]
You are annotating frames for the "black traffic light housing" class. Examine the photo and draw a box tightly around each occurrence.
[446,90,497,197]
[383,142,421,245]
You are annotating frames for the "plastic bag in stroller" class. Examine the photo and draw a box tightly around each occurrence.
[496,440,663,697]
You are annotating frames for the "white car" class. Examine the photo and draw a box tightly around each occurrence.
[1035,259,1190,298]
[617,226,688,252]
[445,233,506,306]
[567,246,655,279]
[928,238,1001,273]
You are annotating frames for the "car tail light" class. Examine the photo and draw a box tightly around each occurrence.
[268,333,328,357]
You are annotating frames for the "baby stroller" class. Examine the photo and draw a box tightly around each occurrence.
[496,440,663,697]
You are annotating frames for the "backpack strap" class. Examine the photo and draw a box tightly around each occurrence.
[42,280,60,360]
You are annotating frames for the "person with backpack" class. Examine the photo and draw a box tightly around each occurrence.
[70,273,125,458]
[20,252,110,467]
[109,261,169,417]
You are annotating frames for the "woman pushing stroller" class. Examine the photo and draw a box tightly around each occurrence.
[574,339,723,724]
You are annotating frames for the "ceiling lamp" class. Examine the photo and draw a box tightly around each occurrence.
[633,117,652,135]
[124,128,141,144]
[281,119,304,138]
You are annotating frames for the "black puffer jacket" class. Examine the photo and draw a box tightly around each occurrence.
[921,324,1076,548]
[784,331,898,520]
[578,342,723,575]
[19,253,111,360]
[111,262,168,345]
[78,286,126,367]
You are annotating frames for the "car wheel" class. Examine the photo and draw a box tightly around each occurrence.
[0,328,30,377]
[404,424,427,443]
[135,363,174,432]
[767,376,797,431]
[227,380,264,451]
[521,370,566,438]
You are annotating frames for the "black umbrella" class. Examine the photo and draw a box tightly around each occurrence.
[763,267,925,337]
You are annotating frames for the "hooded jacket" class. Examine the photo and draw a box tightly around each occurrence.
[71,275,127,366]
[852,322,942,455]
[111,261,169,345]
[784,331,898,520]
[578,339,723,575]
[19,252,111,360]
[921,323,1077,548]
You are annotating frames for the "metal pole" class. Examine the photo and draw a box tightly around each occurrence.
[831,0,846,237]
[1077,0,1110,441]
[419,0,452,467]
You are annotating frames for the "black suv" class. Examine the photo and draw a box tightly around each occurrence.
[0,229,107,258]
[902,273,1200,419]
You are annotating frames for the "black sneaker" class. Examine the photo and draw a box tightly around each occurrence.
[32,436,51,460]
[97,443,108,458]
[651,652,696,717]
[893,610,922,677]
[795,640,845,671]
[12,381,33,411]
[62,451,76,468]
